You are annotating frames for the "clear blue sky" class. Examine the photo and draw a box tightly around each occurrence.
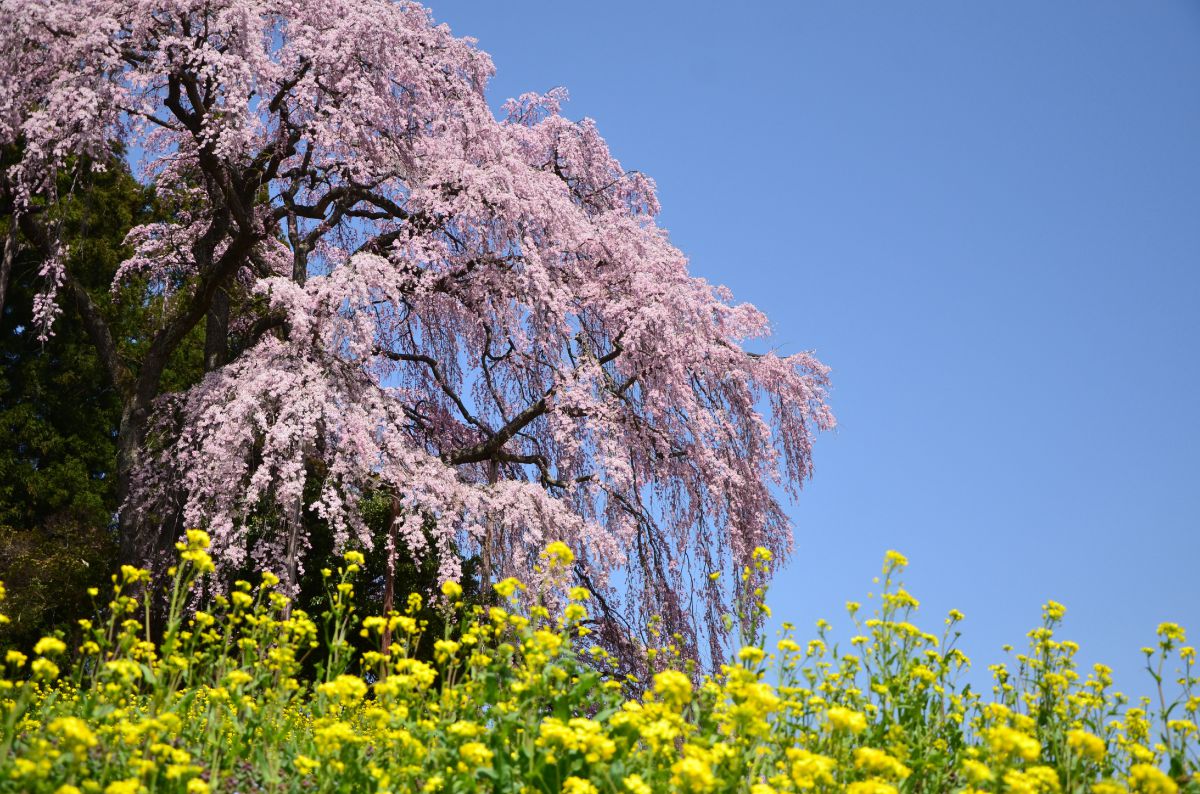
[433,1,1200,693]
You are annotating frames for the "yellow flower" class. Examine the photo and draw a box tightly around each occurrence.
[883,550,908,572]
[671,746,717,792]
[31,657,59,681]
[652,669,693,708]
[1128,764,1178,794]
[317,674,368,703]
[853,747,912,781]
[1002,767,1061,794]
[493,577,524,599]
[48,716,97,753]
[623,775,652,794]
[1067,729,1106,762]
[185,528,211,549]
[314,720,362,752]
[120,565,150,584]
[827,706,868,734]
[33,636,67,656]
[1166,719,1197,737]
[788,748,836,789]
[441,579,463,600]
[984,725,1041,762]
[105,780,143,794]
[1043,600,1067,621]
[294,755,320,776]
[543,541,575,566]
[433,639,460,662]
[962,759,993,784]
[562,777,598,794]
[458,741,493,771]
[846,782,898,794]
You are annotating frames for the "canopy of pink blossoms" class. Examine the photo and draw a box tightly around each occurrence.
[1,0,833,661]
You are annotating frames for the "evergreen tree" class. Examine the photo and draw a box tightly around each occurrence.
[0,155,168,646]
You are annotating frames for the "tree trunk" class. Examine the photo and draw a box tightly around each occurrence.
[480,459,499,589]
[204,287,229,371]
[283,496,302,618]
[0,224,15,321]
[115,398,156,568]
[381,493,400,656]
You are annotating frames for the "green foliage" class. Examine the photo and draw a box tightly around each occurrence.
[0,153,207,647]
[0,157,149,648]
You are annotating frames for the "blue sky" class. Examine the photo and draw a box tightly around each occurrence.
[432,1,1200,692]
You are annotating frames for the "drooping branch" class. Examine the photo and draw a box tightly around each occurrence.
[16,211,131,394]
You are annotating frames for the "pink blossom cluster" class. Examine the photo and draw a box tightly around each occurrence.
[1,0,832,660]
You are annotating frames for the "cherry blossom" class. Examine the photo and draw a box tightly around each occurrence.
[0,0,833,661]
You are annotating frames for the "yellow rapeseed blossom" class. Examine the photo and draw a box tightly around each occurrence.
[827,706,868,734]
[622,775,652,794]
[1067,729,1106,762]
[33,636,67,656]
[293,755,320,776]
[562,777,598,794]
[846,781,899,794]
[883,550,908,572]
[30,657,59,681]
[458,741,494,771]
[653,669,693,708]
[788,748,836,789]
[493,577,524,599]
[962,758,994,784]
[1043,600,1067,621]
[0,543,1193,794]
[671,745,718,792]
[852,747,911,781]
[1128,763,1178,794]
[48,716,97,754]
[543,541,575,566]
[984,725,1041,762]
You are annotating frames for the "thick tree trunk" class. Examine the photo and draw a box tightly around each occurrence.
[0,224,15,321]
[115,398,155,568]
[204,287,229,371]
[480,459,499,588]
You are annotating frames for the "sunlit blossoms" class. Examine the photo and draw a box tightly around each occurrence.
[0,0,832,658]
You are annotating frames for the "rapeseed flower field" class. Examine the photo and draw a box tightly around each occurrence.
[0,532,1194,793]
